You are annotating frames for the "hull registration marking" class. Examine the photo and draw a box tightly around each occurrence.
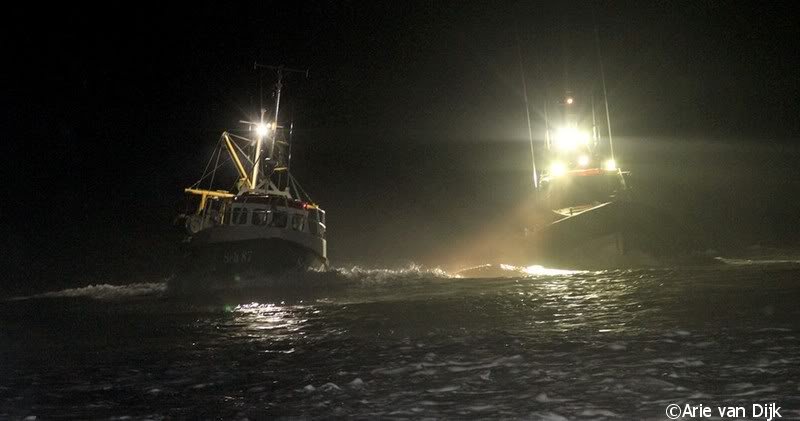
[223,250,253,264]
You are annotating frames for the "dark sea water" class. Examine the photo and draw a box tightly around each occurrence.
[2,262,800,420]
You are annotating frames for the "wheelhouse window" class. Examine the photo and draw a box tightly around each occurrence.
[231,208,249,225]
[252,209,268,226]
[270,211,287,228]
[291,214,305,231]
[308,211,319,236]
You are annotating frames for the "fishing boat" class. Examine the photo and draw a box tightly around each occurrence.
[521,93,704,269]
[170,65,327,292]
[502,15,717,270]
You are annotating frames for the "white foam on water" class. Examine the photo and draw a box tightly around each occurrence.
[535,392,571,403]
[732,386,777,396]
[11,282,167,301]
[689,392,713,399]
[319,382,341,392]
[372,365,417,376]
[650,358,706,367]
[529,412,569,421]
[607,342,628,351]
[716,257,800,265]
[426,385,459,393]
[464,405,495,412]
[348,378,364,389]
[454,263,587,278]
[755,327,792,332]
[579,409,619,417]
[329,264,454,284]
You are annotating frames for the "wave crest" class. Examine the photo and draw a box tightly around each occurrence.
[13,282,167,301]
[327,264,453,284]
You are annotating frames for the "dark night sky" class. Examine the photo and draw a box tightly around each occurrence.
[4,1,800,295]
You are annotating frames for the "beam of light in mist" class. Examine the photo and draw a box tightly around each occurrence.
[437,193,556,271]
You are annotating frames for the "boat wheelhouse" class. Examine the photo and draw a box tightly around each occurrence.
[536,93,628,214]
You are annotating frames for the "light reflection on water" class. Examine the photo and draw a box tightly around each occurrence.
[234,302,308,329]
[224,302,317,352]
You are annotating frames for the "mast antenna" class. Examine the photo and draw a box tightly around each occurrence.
[251,63,309,190]
[544,97,551,151]
[593,13,615,162]
[516,29,538,189]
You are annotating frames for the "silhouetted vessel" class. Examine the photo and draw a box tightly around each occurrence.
[522,94,702,268]
[171,65,327,292]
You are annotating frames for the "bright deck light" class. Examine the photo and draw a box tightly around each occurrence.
[256,123,271,137]
[578,154,590,167]
[603,159,617,171]
[554,127,589,150]
[549,161,568,177]
[565,97,574,105]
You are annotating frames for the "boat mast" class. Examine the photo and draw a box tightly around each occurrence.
[594,17,615,162]
[516,30,538,189]
[269,69,283,160]
[253,64,309,188]
[251,71,267,190]
[287,120,294,171]
[544,99,551,151]
[591,94,598,148]
[251,111,265,190]
[250,68,284,190]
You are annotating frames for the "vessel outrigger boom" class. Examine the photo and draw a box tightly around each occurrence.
[222,132,251,188]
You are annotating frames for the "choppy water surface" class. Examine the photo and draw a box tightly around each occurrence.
[2,264,800,419]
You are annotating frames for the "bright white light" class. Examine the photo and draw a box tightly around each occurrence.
[578,154,590,167]
[497,263,583,276]
[565,97,574,105]
[522,265,582,276]
[554,127,589,150]
[604,159,617,171]
[255,123,270,137]
[549,161,568,177]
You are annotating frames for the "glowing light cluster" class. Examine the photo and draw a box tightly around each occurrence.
[553,127,589,151]
[255,122,275,137]
[549,161,568,177]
